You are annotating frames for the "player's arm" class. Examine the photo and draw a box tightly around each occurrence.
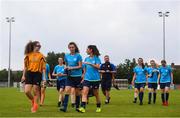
[41,60,46,82]
[81,67,86,83]
[68,61,82,70]
[21,66,26,82]
[131,73,136,86]
[21,56,28,82]
[171,72,174,85]
[48,72,52,80]
[158,72,161,84]
[83,62,100,69]
[52,69,58,77]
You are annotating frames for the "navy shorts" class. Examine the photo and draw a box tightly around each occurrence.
[25,71,42,86]
[148,83,158,90]
[101,78,112,91]
[65,76,82,88]
[160,82,171,89]
[135,83,146,90]
[57,79,66,91]
[83,80,100,89]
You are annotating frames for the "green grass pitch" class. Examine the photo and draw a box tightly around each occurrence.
[0,88,180,117]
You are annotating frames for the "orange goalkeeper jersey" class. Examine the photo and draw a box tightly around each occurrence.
[24,52,46,73]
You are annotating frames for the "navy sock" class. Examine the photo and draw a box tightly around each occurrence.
[148,92,152,102]
[161,93,165,103]
[134,97,137,102]
[153,93,156,103]
[75,96,80,109]
[166,93,169,102]
[81,102,86,109]
[63,94,69,110]
[139,92,144,103]
[96,103,101,108]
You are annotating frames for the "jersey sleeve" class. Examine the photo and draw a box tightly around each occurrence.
[47,64,50,74]
[53,66,57,74]
[100,64,103,70]
[168,66,172,73]
[133,67,136,73]
[111,64,116,71]
[64,54,68,64]
[95,57,101,65]
[41,56,46,70]
[78,54,83,62]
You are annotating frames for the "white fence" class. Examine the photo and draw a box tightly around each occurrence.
[114,79,128,89]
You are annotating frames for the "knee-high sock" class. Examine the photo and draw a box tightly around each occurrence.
[166,93,169,102]
[139,92,144,103]
[63,94,69,109]
[161,93,165,103]
[153,93,157,103]
[75,96,80,109]
[148,92,152,102]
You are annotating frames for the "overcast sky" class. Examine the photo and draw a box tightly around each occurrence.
[0,0,180,70]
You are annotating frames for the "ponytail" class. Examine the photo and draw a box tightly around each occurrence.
[88,45,100,57]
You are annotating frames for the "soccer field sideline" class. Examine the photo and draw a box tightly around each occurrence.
[0,88,180,117]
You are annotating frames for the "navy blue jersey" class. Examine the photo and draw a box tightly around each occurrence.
[100,62,116,80]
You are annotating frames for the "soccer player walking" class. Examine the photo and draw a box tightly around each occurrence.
[52,58,67,107]
[60,42,82,112]
[131,58,147,105]
[21,41,46,113]
[146,60,159,104]
[78,45,101,113]
[99,55,116,104]
[158,60,173,106]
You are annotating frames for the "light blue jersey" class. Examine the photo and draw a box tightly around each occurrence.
[84,56,101,82]
[159,66,172,83]
[134,66,147,83]
[64,53,82,77]
[53,65,67,81]
[147,67,159,83]
[42,64,50,80]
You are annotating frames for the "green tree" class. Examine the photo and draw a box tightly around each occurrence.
[116,58,136,83]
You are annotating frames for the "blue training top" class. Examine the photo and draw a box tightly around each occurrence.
[133,66,147,83]
[84,56,101,82]
[146,67,159,83]
[64,53,82,77]
[53,65,67,81]
[159,65,172,83]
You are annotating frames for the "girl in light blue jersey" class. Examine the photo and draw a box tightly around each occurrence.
[146,60,159,104]
[60,42,82,112]
[52,58,67,107]
[131,58,147,105]
[78,45,101,113]
[158,60,173,106]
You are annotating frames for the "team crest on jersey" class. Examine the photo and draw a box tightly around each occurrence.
[73,58,77,61]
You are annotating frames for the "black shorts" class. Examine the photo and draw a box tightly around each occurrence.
[148,83,158,90]
[160,82,171,89]
[65,76,82,88]
[83,80,100,89]
[57,79,66,91]
[134,83,146,90]
[101,78,112,91]
[25,71,42,86]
